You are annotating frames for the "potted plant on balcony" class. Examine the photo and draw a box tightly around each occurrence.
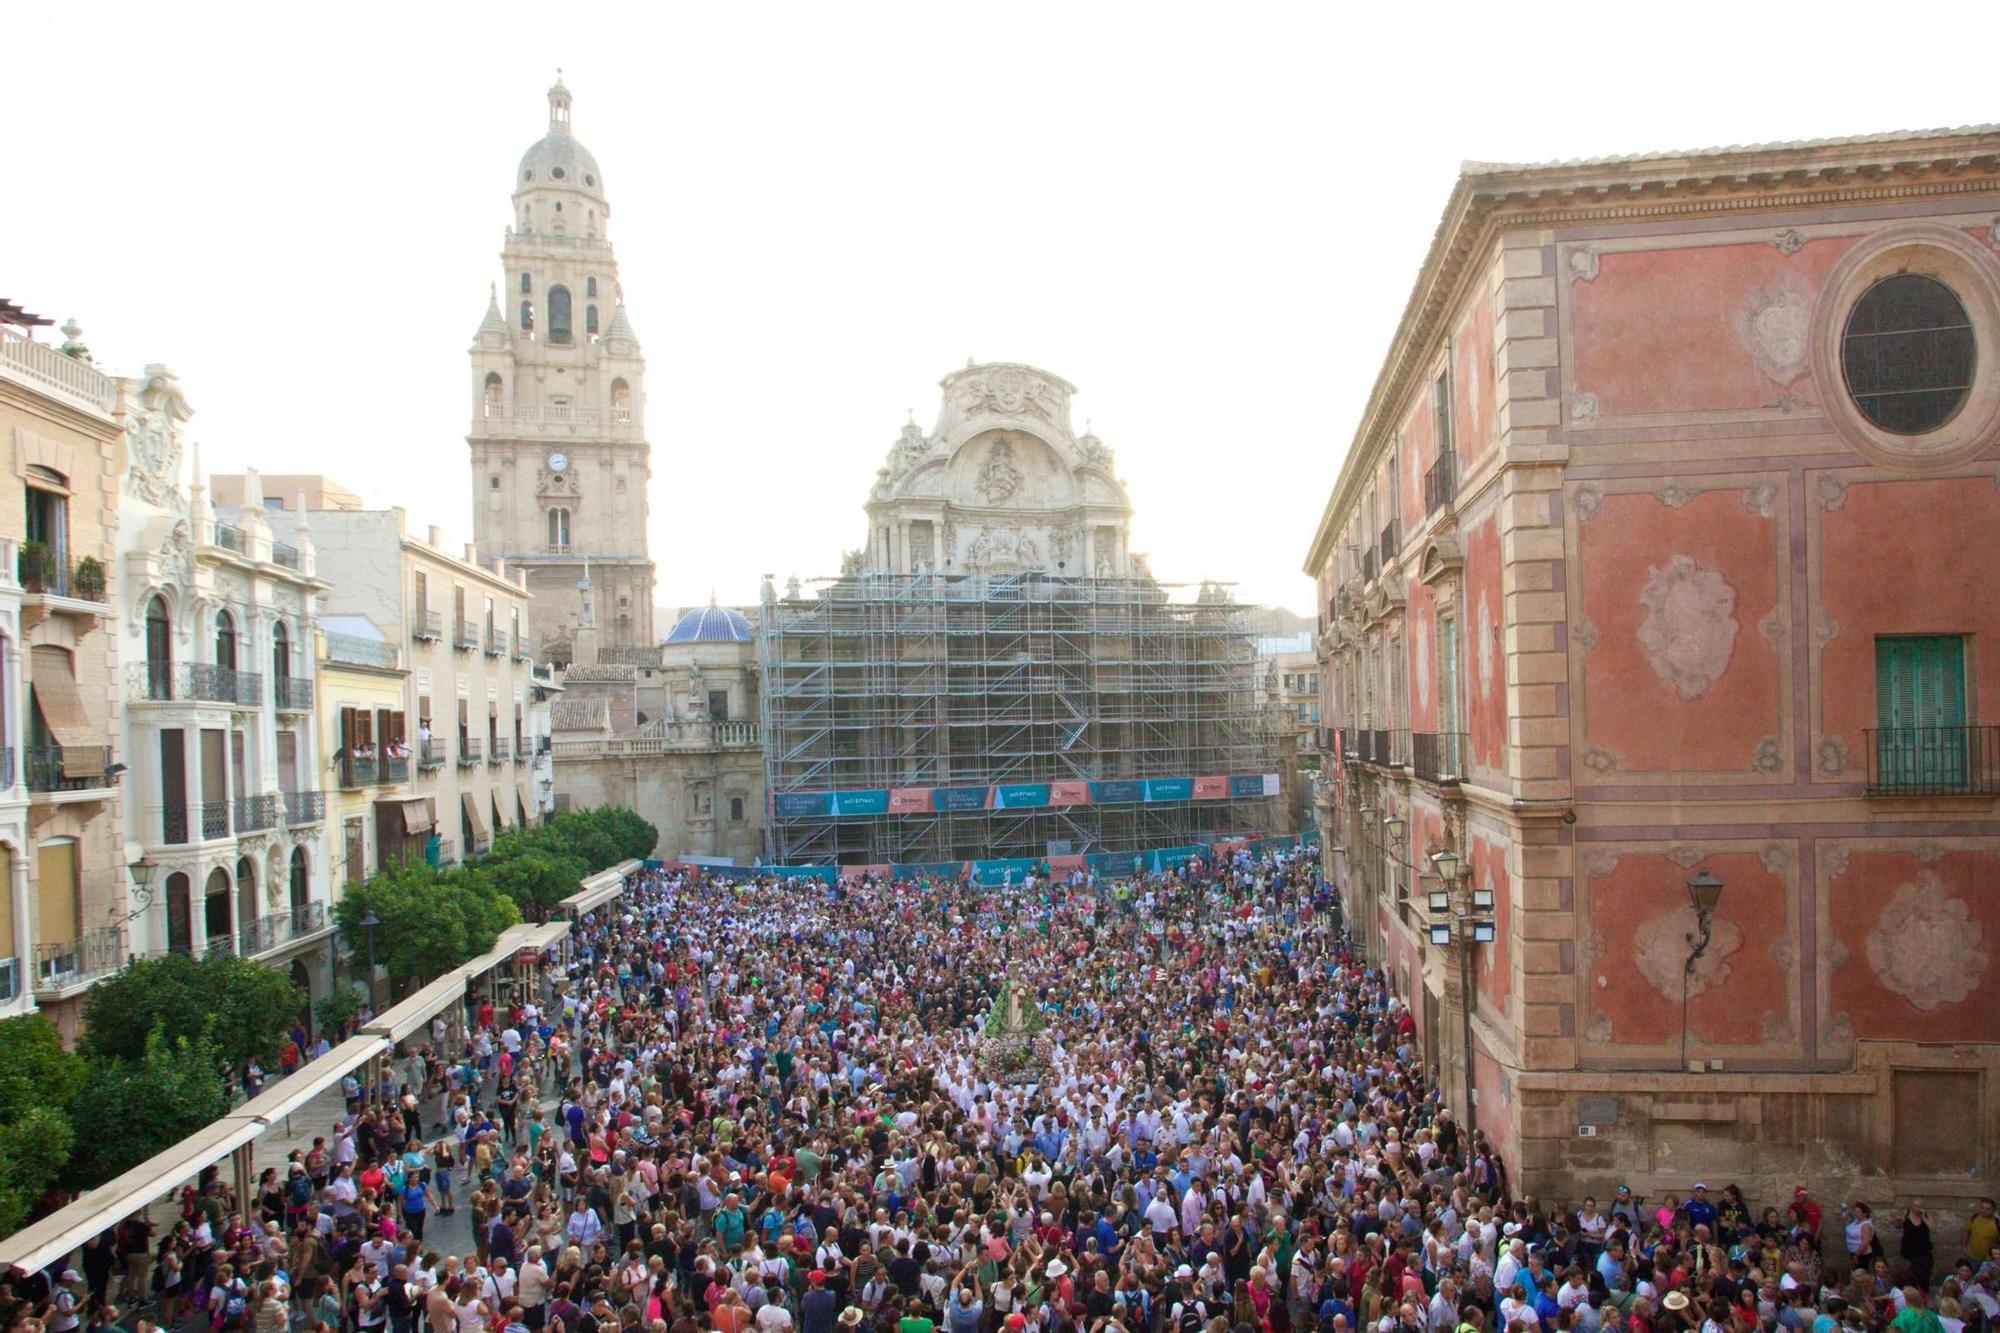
[18,541,51,593]
[73,555,106,602]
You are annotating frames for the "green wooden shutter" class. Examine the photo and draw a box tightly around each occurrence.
[1875,636,1967,788]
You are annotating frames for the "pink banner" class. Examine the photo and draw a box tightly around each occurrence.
[1193,775,1230,800]
[839,864,892,882]
[1045,854,1086,873]
[888,788,932,813]
[1050,780,1092,806]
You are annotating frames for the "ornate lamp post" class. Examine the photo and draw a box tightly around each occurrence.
[1681,869,1725,1071]
[1425,846,1495,1135]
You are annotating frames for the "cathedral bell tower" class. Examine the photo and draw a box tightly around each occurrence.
[468,76,655,659]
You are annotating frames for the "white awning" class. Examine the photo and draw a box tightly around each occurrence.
[228,1034,388,1126]
[363,972,467,1044]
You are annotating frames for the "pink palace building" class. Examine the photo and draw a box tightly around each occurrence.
[1304,126,2000,1212]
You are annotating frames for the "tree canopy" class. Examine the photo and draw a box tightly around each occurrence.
[81,953,303,1069]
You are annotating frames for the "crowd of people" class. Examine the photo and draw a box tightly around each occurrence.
[5,851,2000,1333]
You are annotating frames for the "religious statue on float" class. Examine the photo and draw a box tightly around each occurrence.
[978,976,1050,1083]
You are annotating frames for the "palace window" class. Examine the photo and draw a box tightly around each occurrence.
[586,305,598,336]
[547,508,571,550]
[1842,274,1975,435]
[547,286,572,345]
[519,272,531,294]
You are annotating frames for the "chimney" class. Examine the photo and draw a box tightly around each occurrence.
[428,525,444,548]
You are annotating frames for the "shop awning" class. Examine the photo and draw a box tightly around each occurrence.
[29,646,103,774]
[382,797,432,834]
[460,790,489,845]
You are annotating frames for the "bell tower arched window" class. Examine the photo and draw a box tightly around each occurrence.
[547,286,572,345]
[519,272,532,294]
[483,372,504,418]
[547,508,571,551]
[586,305,599,337]
[519,301,534,333]
[586,277,598,299]
[611,378,631,423]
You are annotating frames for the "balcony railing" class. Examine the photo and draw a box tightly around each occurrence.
[233,793,278,831]
[275,676,315,711]
[383,754,409,782]
[239,911,290,957]
[1,325,118,413]
[1425,451,1458,514]
[325,632,398,670]
[283,789,325,824]
[485,629,506,658]
[492,738,512,765]
[290,900,326,936]
[419,738,446,771]
[158,801,230,844]
[1388,728,1411,767]
[453,619,479,651]
[412,610,443,641]
[1412,731,1467,784]
[25,745,111,793]
[18,548,108,604]
[430,836,457,866]
[339,755,380,789]
[1865,725,2000,796]
[458,738,481,767]
[34,927,123,989]
[127,661,264,705]
[204,934,235,960]
[270,540,300,571]
[211,523,243,554]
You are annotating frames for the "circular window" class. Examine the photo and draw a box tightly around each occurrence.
[1841,274,1975,434]
[585,174,595,187]
[551,166,566,180]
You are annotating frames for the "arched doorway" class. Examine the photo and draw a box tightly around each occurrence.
[236,855,258,951]
[272,621,290,690]
[203,866,231,952]
[289,845,309,914]
[166,871,193,955]
[215,610,237,672]
[145,596,172,700]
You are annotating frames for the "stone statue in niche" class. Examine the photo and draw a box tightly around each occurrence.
[1096,549,1112,577]
[966,530,994,568]
[975,439,1024,505]
[1017,534,1041,568]
[911,525,934,570]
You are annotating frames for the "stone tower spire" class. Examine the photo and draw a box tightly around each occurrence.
[467,78,655,656]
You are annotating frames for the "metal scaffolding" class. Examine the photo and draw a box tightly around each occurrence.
[759,571,1275,865]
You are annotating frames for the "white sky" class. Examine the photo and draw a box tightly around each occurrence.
[6,1,1990,617]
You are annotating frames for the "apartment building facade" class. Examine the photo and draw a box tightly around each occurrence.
[304,508,541,865]
[118,451,336,1003]
[1304,129,2000,1208]
[0,318,124,1036]
[315,616,413,898]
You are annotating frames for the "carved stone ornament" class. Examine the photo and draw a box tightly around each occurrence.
[1666,845,1706,869]
[1817,735,1849,776]
[1564,245,1601,282]
[1816,475,1848,511]
[1569,391,1599,425]
[1760,843,1792,873]
[1572,616,1600,652]
[1637,555,1739,700]
[1742,482,1779,519]
[1572,486,1603,521]
[974,439,1024,505]
[1770,228,1807,255]
[1582,745,1618,773]
[1821,843,1851,879]
[123,366,193,507]
[1634,903,1744,1000]
[1824,1010,1856,1057]
[954,365,1066,425]
[1759,609,1784,643]
[1733,271,1812,385]
[1476,594,1496,694]
[1866,871,1989,1010]
[1657,483,1698,509]
[1753,735,1784,774]
[1582,1012,1614,1045]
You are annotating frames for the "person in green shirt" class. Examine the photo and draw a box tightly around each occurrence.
[897,1295,936,1333]
[1890,1291,1944,1333]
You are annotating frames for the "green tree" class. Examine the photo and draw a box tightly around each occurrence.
[82,954,303,1070]
[486,848,589,920]
[0,1016,83,1235]
[66,1029,230,1188]
[336,862,520,990]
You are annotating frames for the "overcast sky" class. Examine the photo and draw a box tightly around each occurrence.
[6,2,1990,616]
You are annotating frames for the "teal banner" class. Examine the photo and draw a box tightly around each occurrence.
[773,792,833,818]
[993,783,1050,809]
[932,785,990,811]
[1229,774,1269,798]
[831,789,889,816]
[1090,780,1143,805]
[1143,777,1193,802]
[893,861,967,882]
[970,858,1039,885]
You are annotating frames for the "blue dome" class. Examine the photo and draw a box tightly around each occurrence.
[664,605,754,644]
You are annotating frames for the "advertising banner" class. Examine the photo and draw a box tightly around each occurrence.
[1192,775,1230,800]
[993,783,1051,809]
[1049,780,1092,806]
[830,789,888,816]
[1143,777,1193,803]
[1090,780,1143,805]
[932,785,991,811]
[773,791,833,818]
[888,788,932,814]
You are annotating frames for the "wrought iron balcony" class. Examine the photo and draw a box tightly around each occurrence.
[25,745,112,793]
[325,632,398,670]
[233,793,279,831]
[34,927,123,990]
[290,900,326,936]
[1412,731,1467,784]
[211,523,243,553]
[1865,725,2000,796]
[239,911,289,957]
[453,618,479,651]
[1361,549,1377,583]
[419,738,446,771]
[412,610,443,641]
[275,676,315,711]
[18,547,108,604]
[1379,522,1399,567]
[339,755,379,789]
[489,738,509,765]
[1425,450,1457,514]
[458,737,481,767]
[203,933,235,960]
[383,754,409,782]
[283,789,325,824]
[270,540,300,570]
[485,629,506,657]
[128,662,264,706]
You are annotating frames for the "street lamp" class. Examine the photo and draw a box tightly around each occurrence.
[127,856,158,914]
[1425,846,1492,1137]
[1681,869,1725,1072]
